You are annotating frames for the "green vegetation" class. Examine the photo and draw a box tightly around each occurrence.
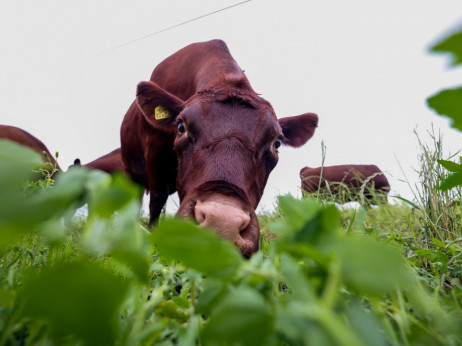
[0,128,461,345]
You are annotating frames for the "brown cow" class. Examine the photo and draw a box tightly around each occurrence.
[300,164,390,203]
[71,148,125,174]
[0,125,61,174]
[121,40,318,257]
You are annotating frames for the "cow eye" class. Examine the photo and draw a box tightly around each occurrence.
[177,121,185,134]
[274,137,282,149]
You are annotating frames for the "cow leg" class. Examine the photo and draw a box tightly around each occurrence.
[148,190,169,226]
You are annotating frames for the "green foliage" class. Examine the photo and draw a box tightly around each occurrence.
[427,87,462,132]
[152,218,243,279]
[428,23,462,192]
[1,139,462,345]
[438,158,462,190]
[430,26,462,66]
[22,261,129,346]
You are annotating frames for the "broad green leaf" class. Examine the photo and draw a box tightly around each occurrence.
[295,205,339,244]
[195,281,226,314]
[438,159,462,173]
[427,86,462,131]
[22,261,128,345]
[329,236,410,297]
[0,288,16,308]
[278,254,315,302]
[152,218,243,279]
[277,195,321,231]
[440,171,462,190]
[346,302,389,346]
[0,140,58,243]
[430,27,462,66]
[201,287,273,346]
[88,172,142,218]
[274,195,339,245]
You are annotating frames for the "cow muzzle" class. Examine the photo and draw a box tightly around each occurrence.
[178,194,259,258]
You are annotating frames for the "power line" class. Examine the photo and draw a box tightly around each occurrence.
[97,0,251,56]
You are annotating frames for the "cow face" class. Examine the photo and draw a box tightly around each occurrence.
[137,81,318,258]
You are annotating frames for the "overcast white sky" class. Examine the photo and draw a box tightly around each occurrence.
[1,0,462,213]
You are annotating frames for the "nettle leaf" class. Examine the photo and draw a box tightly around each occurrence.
[201,287,274,346]
[152,218,243,279]
[427,86,462,132]
[22,261,128,345]
[430,26,462,66]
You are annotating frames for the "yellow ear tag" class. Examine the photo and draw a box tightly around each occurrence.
[154,105,171,120]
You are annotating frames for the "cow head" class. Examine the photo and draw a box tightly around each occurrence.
[136,79,318,258]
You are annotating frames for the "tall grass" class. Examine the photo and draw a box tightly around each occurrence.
[413,128,461,242]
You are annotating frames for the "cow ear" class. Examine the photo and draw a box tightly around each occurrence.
[278,113,318,148]
[136,81,185,132]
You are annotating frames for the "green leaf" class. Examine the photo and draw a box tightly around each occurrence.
[346,302,389,346]
[22,261,129,345]
[438,159,462,173]
[277,195,321,231]
[439,171,462,190]
[0,140,61,244]
[274,195,339,245]
[152,218,244,279]
[431,237,446,248]
[88,172,142,218]
[154,300,189,323]
[195,281,226,315]
[329,236,410,297]
[415,249,449,271]
[202,287,274,346]
[295,205,339,244]
[430,27,462,66]
[278,254,315,302]
[0,288,16,308]
[427,86,462,131]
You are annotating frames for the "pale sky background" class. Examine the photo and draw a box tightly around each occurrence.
[1,0,462,214]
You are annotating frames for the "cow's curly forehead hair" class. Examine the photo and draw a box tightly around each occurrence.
[194,74,274,111]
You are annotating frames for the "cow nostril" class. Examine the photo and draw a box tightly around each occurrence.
[194,205,206,224]
[239,214,250,233]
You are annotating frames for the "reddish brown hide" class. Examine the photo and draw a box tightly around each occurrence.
[121,40,318,258]
[72,148,125,174]
[300,164,390,203]
[0,124,61,174]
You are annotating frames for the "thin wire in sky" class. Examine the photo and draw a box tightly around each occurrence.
[97,0,252,56]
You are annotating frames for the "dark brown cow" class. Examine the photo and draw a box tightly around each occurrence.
[121,40,318,257]
[300,164,390,203]
[72,148,125,174]
[0,125,61,174]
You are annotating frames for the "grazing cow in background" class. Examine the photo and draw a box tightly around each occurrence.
[121,39,318,257]
[300,164,390,203]
[0,125,61,174]
[71,148,125,174]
